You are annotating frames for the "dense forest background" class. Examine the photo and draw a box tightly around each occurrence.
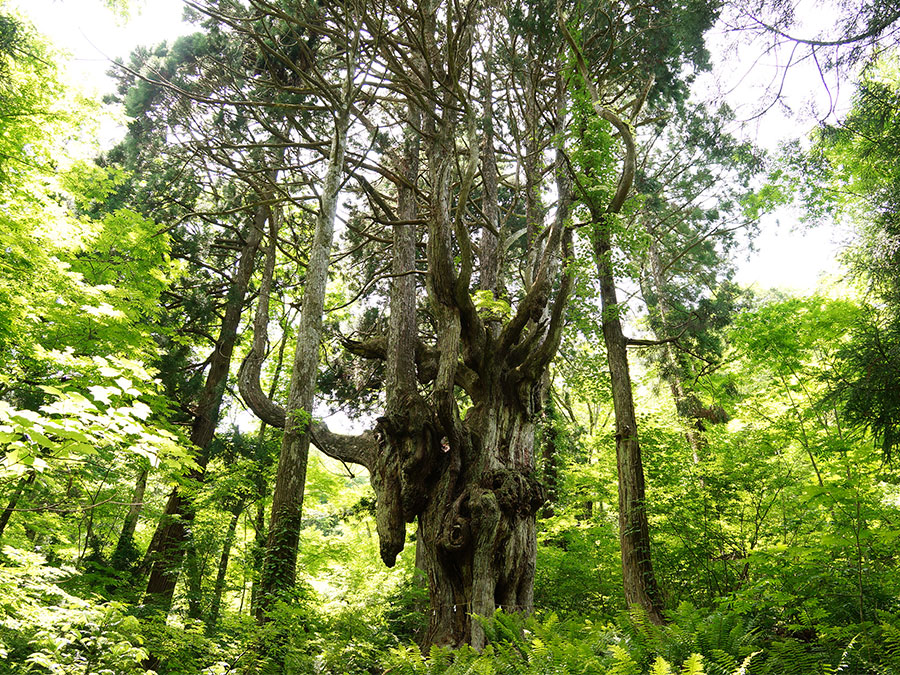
[1,0,900,673]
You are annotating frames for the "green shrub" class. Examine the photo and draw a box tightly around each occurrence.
[0,546,147,674]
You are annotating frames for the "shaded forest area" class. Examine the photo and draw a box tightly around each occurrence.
[2,0,900,672]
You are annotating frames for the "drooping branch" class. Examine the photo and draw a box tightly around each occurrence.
[341,335,480,396]
[743,8,900,48]
[237,188,376,473]
[238,204,284,429]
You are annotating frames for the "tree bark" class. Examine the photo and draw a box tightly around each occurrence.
[111,466,148,569]
[593,225,665,625]
[185,537,203,620]
[249,495,266,617]
[256,96,352,615]
[646,239,704,461]
[540,396,560,519]
[559,17,666,624]
[141,211,265,613]
[0,471,35,538]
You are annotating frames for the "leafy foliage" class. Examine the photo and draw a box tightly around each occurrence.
[0,547,148,674]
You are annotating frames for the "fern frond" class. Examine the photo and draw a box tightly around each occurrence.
[732,651,760,675]
[884,621,900,670]
[705,648,738,675]
[608,644,641,675]
[823,635,857,675]
[650,656,675,675]
[765,639,820,675]
[680,653,705,675]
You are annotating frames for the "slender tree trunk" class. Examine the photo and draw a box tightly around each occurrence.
[206,499,244,634]
[249,494,267,617]
[111,466,148,569]
[185,538,203,620]
[540,396,560,519]
[256,99,352,616]
[592,226,665,625]
[646,239,704,461]
[479,36,500,297]
[523,46,542,291]
[141,213,265,614]
[558,24,666,621]
[0,471,35,538]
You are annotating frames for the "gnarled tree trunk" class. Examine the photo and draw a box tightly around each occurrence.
[412,374,545,648]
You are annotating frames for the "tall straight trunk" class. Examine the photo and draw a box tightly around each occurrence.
[523,61,542,292]
[256,101,352,615]
[0,471,35,538]
[249,493,267,616]
[141,213,265,613]
[479,32,500,296]
[559,21,665,622]
[540,396,560,519]
[111,466,148,569]
[592,226,665,625]
[244,286,288,616]
[206,500,244,634]
[185,538,203,619]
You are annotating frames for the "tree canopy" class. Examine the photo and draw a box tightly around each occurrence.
[1,0,900,673]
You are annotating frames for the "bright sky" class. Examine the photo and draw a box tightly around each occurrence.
[13,0,851,294]
[12,0,189,92]
[698,1,856,293]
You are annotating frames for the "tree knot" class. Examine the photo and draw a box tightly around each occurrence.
[483,469,546,517]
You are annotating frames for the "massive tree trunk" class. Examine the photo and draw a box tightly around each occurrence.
[241,4,579,649]
[141,212,265,613]
[412,376,546,648]
[236,0,687,651]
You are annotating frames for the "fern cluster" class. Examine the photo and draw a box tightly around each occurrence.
[379,609,900,675]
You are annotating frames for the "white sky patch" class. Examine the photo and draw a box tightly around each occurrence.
[13,0,190,92]
[733,209,852,293]
[698,1,859,291]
